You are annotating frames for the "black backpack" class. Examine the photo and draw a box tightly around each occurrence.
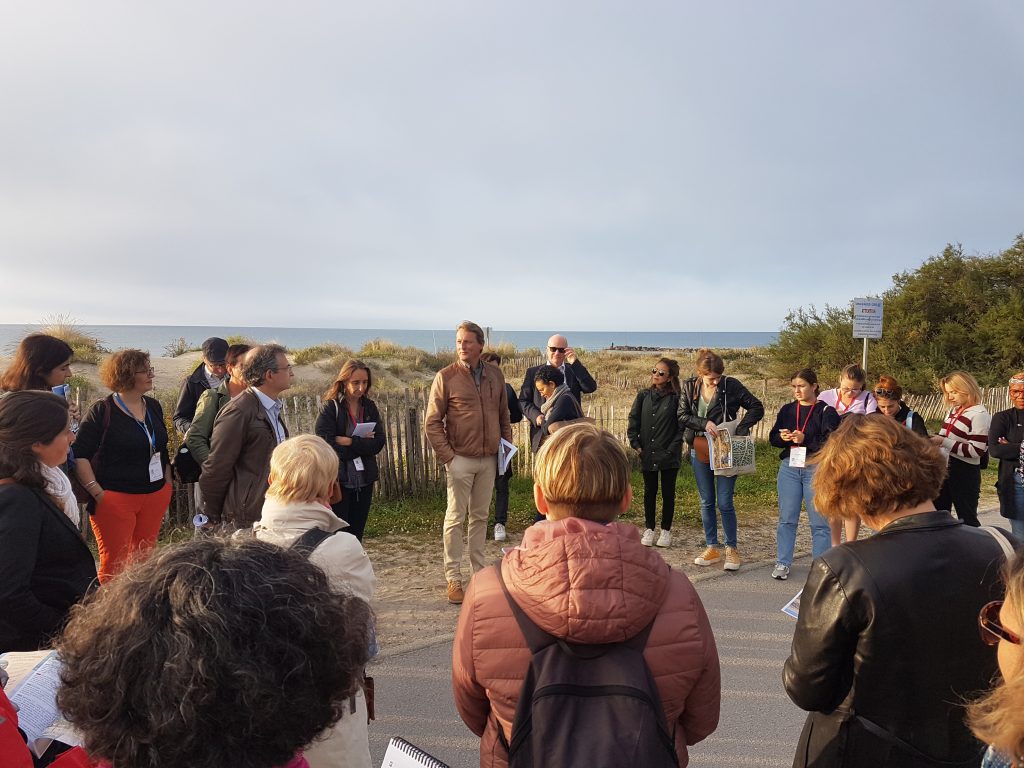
[288,526,339,557]
[494,564,679,768]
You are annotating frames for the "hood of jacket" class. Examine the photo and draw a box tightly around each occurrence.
[252,497,349,545]
[502,517,671,644]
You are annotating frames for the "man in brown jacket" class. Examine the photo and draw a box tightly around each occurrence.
[452,424,721,767]
[199,344,293,529]
[424,321,512,604]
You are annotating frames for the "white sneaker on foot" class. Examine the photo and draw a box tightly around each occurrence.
[655,529,672,548]
[494,523,506,542]
[641,528,656,546]
[771,564,790,580]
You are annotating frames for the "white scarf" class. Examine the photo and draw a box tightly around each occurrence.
[41,463,80,527]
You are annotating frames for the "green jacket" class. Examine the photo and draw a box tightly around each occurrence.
[628,388,683,471]
[184,382,232,465]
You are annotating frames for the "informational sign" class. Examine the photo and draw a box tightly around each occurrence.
[853,298,883,339]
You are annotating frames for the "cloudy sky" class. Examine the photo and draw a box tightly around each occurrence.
[1,2,1021,331]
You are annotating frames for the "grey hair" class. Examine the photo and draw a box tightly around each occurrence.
[243,344,288,387]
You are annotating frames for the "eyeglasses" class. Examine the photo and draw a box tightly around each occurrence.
[135,368,155,376]
[1010,388,1024,397]
[874,388,897,398]
[651,369,669,377]
[271,365,294,373]
[839,387,863,395]
[548,347,566,353]
[979,600,1022,646]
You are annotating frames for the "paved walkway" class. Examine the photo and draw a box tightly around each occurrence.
[367,506,1004,767]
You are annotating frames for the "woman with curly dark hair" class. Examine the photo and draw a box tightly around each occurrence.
[0,391,96,652]
[73,349,171,582]
[56,537,373,768]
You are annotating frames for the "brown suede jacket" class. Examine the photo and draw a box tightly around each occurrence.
[198,388,289,526]
[453,518,721,768]
[424,361,511,465]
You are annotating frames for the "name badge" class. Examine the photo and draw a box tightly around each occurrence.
[789,447,807,468]
[149,453,164,482]
[352,457,365,472]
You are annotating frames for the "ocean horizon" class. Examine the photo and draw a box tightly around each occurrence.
[0,324,778,358]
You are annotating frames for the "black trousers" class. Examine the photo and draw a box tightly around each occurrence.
[643,468,679,531]
[493,463,512,525]
[330,484,374,540]
[935,458,981,527]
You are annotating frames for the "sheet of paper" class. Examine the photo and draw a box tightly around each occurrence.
[351,422,376,438]
[782,589,803,619]
[6,651,83,756]
[0,649,51,690]
[380,736,451,768]
[498,438,518,474]
[788,447,807,468]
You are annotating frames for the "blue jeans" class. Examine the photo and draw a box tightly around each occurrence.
[692,450,738,548]
[776,462,831,567]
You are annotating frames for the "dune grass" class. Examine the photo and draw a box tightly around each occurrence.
[39,314,107,365]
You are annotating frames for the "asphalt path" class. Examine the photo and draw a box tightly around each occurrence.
[367,506,1005,768]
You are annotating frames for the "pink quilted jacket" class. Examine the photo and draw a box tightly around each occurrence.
[452,518,721,768]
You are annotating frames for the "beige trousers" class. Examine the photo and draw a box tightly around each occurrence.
[443,453,497,583]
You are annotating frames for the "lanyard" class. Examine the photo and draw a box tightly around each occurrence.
[835,390,856,414]
[347,403,363,430]
[794,402,815,433]
[942,405,967,437]
[114,393,156,454]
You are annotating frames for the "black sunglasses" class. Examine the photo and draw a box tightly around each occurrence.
[874,388,897,398]
[979,600,1022,646]
[548,346,565,353]
[651,369,668,376]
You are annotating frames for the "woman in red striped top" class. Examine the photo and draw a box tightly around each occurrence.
[931,370,991,527]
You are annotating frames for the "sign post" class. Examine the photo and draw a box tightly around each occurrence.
[852,298,883,373]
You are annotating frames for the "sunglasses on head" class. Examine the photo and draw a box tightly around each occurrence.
[874,388,897,398]
[979,600,1022,646]
[548,346,565,353]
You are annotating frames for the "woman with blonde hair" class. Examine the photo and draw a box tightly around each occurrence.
[932,370,992,527]
[678,348,764,570]
[73,349,170,582]
[970,554,1024,768]
[784,414,1010,767]
[315,360,386,541]
[254,434,376,768]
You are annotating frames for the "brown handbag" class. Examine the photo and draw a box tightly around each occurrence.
[692,434,711,464]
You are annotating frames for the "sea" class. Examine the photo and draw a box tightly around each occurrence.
[0,325,778,357]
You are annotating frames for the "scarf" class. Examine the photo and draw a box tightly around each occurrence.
[540,384,571,415]
[41,463,80,527]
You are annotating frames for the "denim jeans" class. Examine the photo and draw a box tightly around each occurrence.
[692,450,737,548]
[776,462,831,567]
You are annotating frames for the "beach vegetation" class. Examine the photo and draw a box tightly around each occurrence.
[163,337,200,357]
[38,314,106,365]
[292,343,354,366]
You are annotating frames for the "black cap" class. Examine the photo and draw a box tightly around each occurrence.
[201,337,229,363]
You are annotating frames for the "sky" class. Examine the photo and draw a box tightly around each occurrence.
[1,1,1022,331]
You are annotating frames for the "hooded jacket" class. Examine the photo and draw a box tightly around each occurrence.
[452,518,721,768]
[253,497,375,768]
[628,387,683,471]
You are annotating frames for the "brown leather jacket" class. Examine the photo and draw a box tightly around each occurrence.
[453,518,721,768]
[198,389,289,526]
[424,361,511,466]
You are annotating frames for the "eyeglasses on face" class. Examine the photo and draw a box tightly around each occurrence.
[548,346,566,353]
[651,369,669,376]
[979,600,1022,646]
[874,388,897,398]
[135,368,155,376]
[839,386,863,395]
[1010,388,1024,397]
[271,365,294,373]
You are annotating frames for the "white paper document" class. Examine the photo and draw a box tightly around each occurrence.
[351,421,376,438]
[498,438,517,474]
[782,589,803,619]
[381,736,451,768]
[2,650,83,757]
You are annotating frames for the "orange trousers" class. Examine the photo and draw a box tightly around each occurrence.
[90,484,171,583]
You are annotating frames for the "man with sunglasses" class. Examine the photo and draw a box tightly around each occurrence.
[518,334,597,453]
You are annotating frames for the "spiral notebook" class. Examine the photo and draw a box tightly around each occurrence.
[380,736,450,768]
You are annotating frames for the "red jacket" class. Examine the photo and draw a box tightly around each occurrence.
[452,518,721,767]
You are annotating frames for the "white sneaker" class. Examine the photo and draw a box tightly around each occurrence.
[771,564,790,580]
[641,528,656,546]
[655,529,672,548]
[494,523,506,542]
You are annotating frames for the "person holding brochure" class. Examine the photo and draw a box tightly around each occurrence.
[480,352,523,542]
[784,415,1010,767]
[768,369,839,581]
[55,537,372,768]
[315,360,386,541]
[0,391,96,652]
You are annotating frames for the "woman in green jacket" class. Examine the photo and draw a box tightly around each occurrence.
[628,357,683,548]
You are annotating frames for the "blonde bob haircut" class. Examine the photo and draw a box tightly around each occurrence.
[266,435,339,504]
[811,414,947,522]
[939,370,983,407]
[968,554,1024,760]
[533,423,630,523]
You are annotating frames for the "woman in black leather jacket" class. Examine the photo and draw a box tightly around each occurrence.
[784,414,1011,768]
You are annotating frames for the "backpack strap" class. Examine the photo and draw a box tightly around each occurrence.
[981,526,1015,560]
[288,527,339,558]
[905,409,914,429]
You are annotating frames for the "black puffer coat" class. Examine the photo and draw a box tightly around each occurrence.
[627,388,682,471]
[784,512,1009,767]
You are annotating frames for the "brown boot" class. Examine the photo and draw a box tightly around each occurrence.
[447,580,465,605]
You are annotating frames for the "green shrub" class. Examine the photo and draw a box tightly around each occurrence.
[39,314,106,365]
[292,343,354,365]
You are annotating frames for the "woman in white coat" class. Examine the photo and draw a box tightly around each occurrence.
[254,435,376,768]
